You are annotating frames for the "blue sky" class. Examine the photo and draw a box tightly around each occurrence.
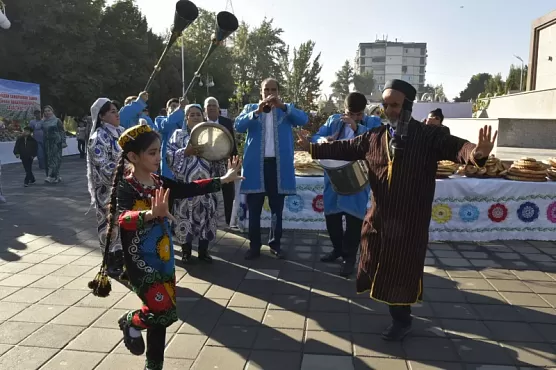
[127,0,555,99]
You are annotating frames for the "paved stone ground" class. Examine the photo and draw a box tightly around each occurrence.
[0,157,556,370]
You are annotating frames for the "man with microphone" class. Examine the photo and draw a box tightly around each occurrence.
[235,77,308,260]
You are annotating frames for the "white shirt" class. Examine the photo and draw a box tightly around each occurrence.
[263,112,275,157]
[341,125,355,140]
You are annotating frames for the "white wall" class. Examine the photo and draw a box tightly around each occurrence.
[412,102,473,121]
[0,138,79,165]
[536,24,556,90]
[442,119,500,156]
[485,88,556,119]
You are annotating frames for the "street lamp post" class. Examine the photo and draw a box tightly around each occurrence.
[198,74,215,96]
[514,55,524,91]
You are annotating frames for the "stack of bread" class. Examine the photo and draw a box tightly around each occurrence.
[460,155,507,178]
[546,157,556,181]
[294,151,324,176]
[505,157,547,182]
[436,161,458,178]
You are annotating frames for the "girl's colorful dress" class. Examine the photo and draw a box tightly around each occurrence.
[166,129,226,247]
[117,173,222,370]
[87,124,125,255]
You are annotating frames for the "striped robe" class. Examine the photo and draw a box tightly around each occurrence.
[310,120,483,305]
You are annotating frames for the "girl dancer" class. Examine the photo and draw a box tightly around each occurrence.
[166,104,227,263]
[88,123,243,370]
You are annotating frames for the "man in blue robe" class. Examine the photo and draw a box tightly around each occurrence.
[119,94,152,130]
[156,97,186,179]
[312,92,382,277]
[235,77,308,260]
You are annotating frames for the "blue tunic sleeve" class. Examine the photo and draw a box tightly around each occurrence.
[283,103,308,127]
[234,104,258,133]
[158,109,185,134]
[119,98,147,130]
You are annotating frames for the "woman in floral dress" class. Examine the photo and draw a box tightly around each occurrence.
[41,105,66,183]
[166,104,227,263]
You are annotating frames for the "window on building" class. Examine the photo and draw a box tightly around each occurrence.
[419,75,424,83]
[405,48,409,53]
[372,56,386,63]
[360,66,365,73]
[420,57,425,64]
[421,48,426,55]
[419,66,425,74]
[360,48,366,56]
[402,66,408,73]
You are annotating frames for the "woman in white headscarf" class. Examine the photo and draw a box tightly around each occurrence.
[87,97,126,277]
[166,104,226,264]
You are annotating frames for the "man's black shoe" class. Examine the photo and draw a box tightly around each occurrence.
[381,323,412,341]
[118,314,145,355]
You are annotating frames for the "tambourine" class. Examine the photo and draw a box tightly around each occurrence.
[189,121,234,161]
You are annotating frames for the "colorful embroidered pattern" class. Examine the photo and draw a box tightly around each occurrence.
[432,204,452,224]
[459,204,480,223]
[488,203,508,223]
[156,234,171,262]
[547,202,556,224]
[286,195,304,213]
[517,202,540,223]
[312,194,324,213]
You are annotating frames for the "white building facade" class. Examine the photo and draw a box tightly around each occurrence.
[355,41,427,96]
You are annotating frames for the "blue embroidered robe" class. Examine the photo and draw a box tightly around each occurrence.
[234,104,308,194]
[156,109,185,179]
[119,98,147,130]
[312,114,381,220]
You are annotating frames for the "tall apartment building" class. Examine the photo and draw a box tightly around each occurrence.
[355,40,427,95]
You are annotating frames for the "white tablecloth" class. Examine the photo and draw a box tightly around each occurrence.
[0,137,79,165]
[233,176,556,241]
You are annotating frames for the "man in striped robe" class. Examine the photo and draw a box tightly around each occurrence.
[299,79,497,341]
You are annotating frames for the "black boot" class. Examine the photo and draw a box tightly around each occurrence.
[339,260,355,278]
[182,243,194,263]
[381,322,412,341]
[118,313,145,355]
[198,240,213,264]
[321,251,343,263]
[106,250,124,278]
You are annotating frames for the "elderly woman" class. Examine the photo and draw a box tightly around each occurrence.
[166,104,226,263]
[42,105,66,183]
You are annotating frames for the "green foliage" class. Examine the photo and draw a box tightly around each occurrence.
[330,60,354,100]
[280,40,322,111]
[454,73,493,102]
[353,71,375,96]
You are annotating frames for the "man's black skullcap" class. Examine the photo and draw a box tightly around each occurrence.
[383,79,417,102]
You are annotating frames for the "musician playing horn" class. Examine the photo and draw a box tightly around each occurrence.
[119,94,150,130]
[235,77,309,260]
[313,92,381,277]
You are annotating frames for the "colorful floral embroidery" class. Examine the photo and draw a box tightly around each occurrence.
[459,204,480,223]
[144,283,174,313]
[488,203,508,223]
[263,197,271,212]
[238,202,247,221]
[517,201,539,223]
[547,202,556,224]
[312,194,324,213]
[156,234,171,262]
[431,204,452,224]
[286,195,304,213]
[132,199,150,211]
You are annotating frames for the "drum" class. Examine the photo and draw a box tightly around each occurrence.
[189,121,234,161]
[317,159,369,195]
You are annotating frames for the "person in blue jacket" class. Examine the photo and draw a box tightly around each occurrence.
[156,97,186,179]
[119,93,151,130]
[311,92,382,277]
[235,77,308,260]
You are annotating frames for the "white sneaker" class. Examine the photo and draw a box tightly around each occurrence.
[55,177,62,183]
[45,177,53,183]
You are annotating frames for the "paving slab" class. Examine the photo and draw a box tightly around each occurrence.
[0,157,555,369]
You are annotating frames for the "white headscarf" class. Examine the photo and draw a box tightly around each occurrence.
[86,98,111,210]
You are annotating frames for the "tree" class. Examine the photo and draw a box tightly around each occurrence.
[0,0,106,116]
[229,19,287,110]
[506,64,528,92]
[353,71,375,96]
[330,60,353,100]
[454,73,492,102]
[484,73,505,96]
[280,40,322,110]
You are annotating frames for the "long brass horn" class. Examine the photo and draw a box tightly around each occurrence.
[143,0,199,92]
[183,11,239,98]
